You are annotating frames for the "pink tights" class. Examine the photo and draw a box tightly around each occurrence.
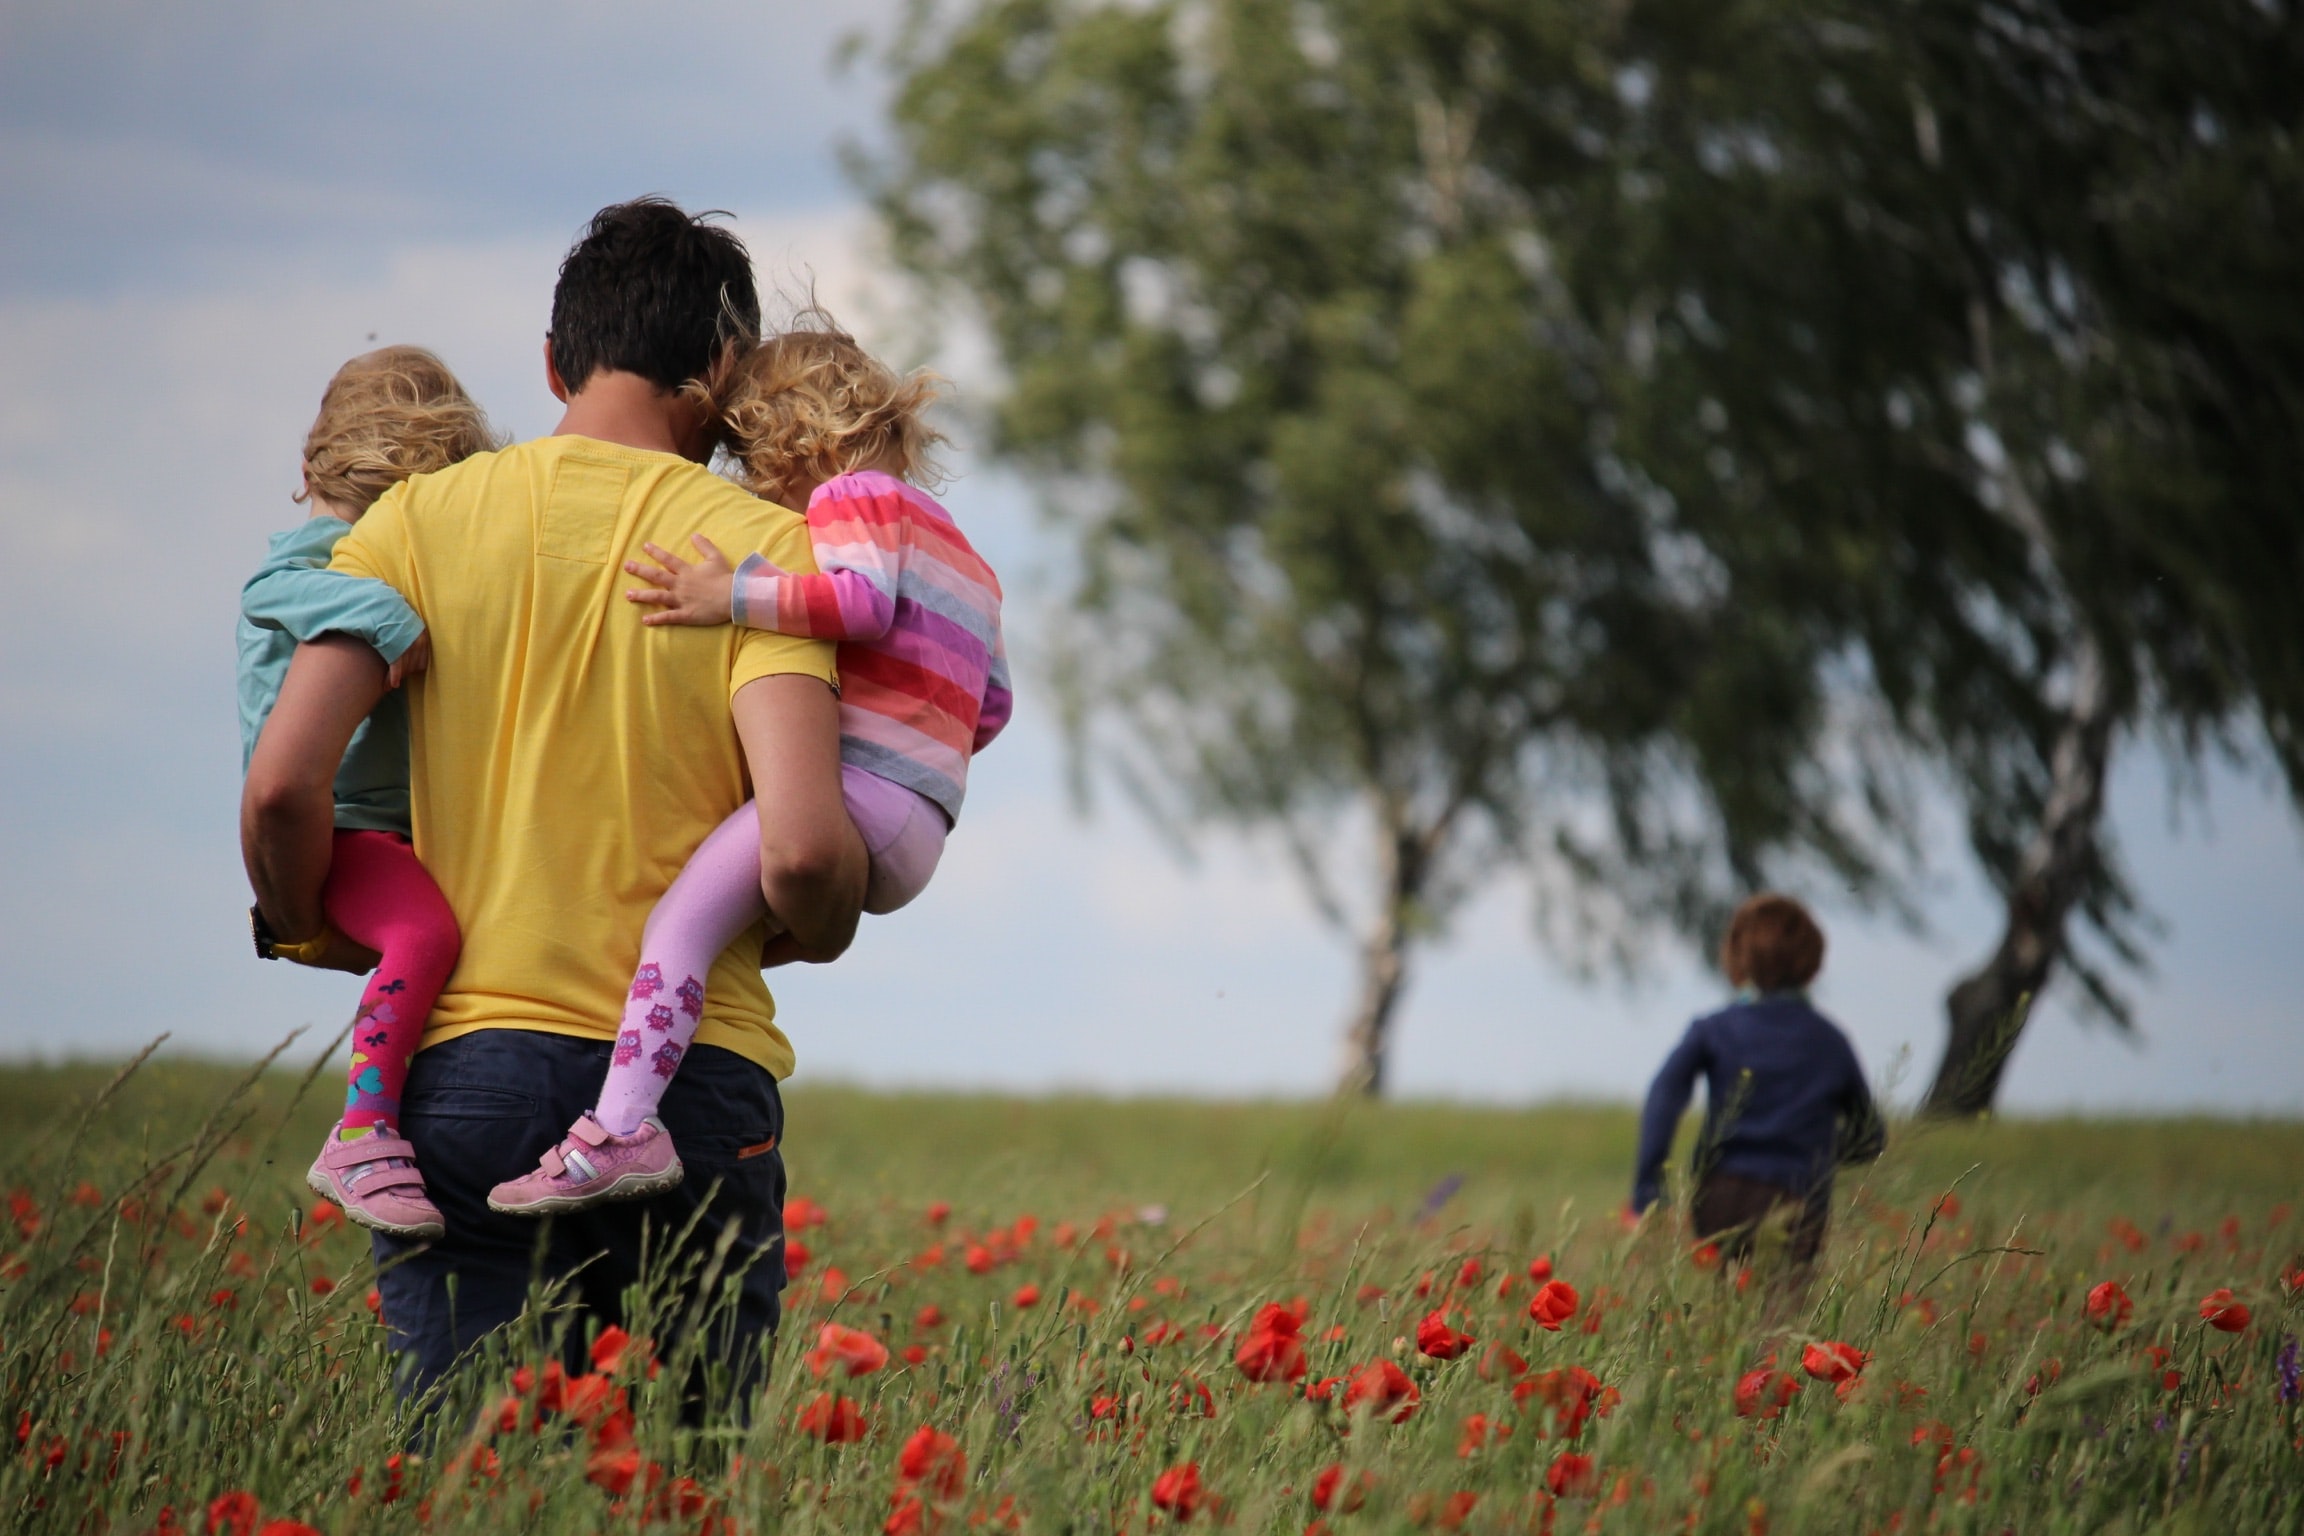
[323,830,460,1134]
[593,767,946,1135]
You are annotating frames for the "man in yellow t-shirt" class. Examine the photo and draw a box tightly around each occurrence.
[243,199,866,1396]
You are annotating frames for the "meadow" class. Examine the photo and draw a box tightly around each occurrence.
[3,1049,2299,1535]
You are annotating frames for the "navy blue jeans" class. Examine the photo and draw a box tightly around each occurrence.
[371,1030,787,1399]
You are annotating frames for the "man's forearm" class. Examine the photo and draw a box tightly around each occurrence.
[242,635,391,941]
[760,837,867,957]
[242,777,338,940]
[731,671,868,961]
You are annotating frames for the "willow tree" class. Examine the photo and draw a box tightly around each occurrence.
[865,0,2304,1102]
[864,0,1903,1093]
[1568,0,2304,1112]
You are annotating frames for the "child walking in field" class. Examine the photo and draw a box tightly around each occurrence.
[1629,893,1884,1269]
[239,346,498,1240]
[486,317,1011,1215]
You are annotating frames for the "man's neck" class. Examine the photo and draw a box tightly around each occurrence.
[552,370,710,461]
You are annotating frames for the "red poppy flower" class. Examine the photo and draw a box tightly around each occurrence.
[585,1423,641,1496]
[1150,1462,1204,1522]
[925,1201,951,1226]
[1546,1452,1599,1498]
[964,1244,994,1275]
[206,1492,260,1536]
[559,1371,626,1428]
[1516,1366,1618,1438]
[1800,1342,1867,1383]
[1477,1343,1529,1381]
[1011,1284,1041,1308]
[1453,1259,1483,1289]
[1528,1280,1579,1331]
[1527,1255,1554,1282]
[786,1195,827,1230]
[1457,1412,1497,1456]
[1235,1303,1309,1383]
[798,1391,869,1443]
[2198,1288,2250,1332]
[2084,1281,2133,1331]
[807,1323,891,1379]
[590,1325,633,1374]
[1415,1310,1474,1361]
[897,1424,967,1500]
[1311,1464,1372,1513]
[1341,1360,1421,1423]
[1353,1284,1386,1308]
[916,1304,945,1329]
[1734,1368,1803,1419]
[784,1238,812,1276]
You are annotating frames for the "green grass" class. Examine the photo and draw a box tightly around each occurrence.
[4,1055,2300,1534]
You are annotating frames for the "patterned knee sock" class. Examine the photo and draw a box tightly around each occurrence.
[594,803,767,1136]
[324,829,461,1141]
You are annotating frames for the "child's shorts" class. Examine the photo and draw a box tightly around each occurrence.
[842,764,949,915]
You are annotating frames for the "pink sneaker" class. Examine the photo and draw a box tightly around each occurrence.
[306,1124,445,1240]
[487,1113,683,1216]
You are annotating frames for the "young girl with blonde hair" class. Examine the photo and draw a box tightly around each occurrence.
[239,346,500,1237]
[489,316,1011,1214]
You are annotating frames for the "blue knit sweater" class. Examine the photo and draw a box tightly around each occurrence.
[1630,993,1884,1212]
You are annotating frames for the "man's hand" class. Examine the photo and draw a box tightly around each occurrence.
[243,636,389,947]
[298,927,383,975]
[732,673,866,960]
[624,535,740,626]
[385,630,431,690]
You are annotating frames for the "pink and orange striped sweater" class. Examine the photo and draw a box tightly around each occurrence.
[731,470,1010,822]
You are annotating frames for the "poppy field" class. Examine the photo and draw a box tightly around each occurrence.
[3,1054,2301,1535]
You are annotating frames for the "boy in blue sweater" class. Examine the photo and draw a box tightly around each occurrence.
[1630,894,1884,1269]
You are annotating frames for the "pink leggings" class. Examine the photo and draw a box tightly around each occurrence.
[592,767,945,1134]
[321,830,460,1133]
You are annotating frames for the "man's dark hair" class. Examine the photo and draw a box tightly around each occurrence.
[549,197,760,394]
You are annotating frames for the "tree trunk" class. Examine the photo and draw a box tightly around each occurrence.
[1923,634,2116,1116]
[1335,826,1423,1098]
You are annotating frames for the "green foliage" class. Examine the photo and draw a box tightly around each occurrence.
[5,1058,2303,1533]
[863,0,2304,1074]
[869,0,1909,978]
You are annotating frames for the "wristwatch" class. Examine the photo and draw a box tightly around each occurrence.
[250,905,339,965]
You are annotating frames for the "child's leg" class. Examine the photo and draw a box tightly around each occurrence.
[843,765,950,916]
[593,802,768,1136]
[322,830,460,1137]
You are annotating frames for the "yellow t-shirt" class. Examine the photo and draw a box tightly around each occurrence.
[330,435,835,1077]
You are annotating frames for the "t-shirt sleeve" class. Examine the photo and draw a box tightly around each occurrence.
[728,502,838,699]
[326,483,419,615]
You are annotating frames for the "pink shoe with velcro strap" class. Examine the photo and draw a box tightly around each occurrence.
[486,1113,683,1216]
[306,1124,445,1240]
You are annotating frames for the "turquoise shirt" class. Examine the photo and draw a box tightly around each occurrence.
[236,514,426,835]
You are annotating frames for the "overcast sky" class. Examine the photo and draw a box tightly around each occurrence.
[3,0,2300,1114]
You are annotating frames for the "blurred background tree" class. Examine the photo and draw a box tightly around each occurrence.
[863,0,2304,1103]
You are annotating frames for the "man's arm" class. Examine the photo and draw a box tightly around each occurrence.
[241,635,389,972]
[731,673,867,961]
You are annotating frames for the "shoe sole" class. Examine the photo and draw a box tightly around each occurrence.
[486,1161,686,1217]
[305,1168,445,1242]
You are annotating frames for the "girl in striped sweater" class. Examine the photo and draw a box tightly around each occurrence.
[488,318,1010,1215]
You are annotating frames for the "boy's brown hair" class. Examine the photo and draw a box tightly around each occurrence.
[1719,893,1826,993]
[299,346,499,514]
[701,308,946,502]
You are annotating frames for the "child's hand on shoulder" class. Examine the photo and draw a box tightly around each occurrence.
[385,630,431,689]
[625,534,738,627]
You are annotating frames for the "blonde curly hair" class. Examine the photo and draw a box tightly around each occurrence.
[699,310,947,504]
[298,346,499,514]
